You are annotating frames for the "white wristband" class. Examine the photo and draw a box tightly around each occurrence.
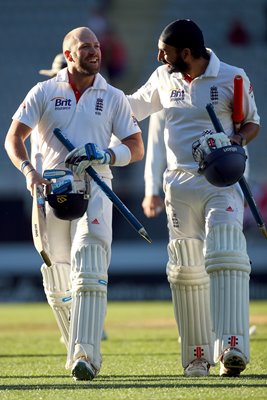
[109,143,131,166]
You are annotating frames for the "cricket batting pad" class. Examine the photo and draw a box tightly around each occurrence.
[66,244,108,372]
[167,238,215,368]
[41,263,72,348]
[205,224,251,362]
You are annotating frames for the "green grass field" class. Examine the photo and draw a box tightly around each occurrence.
[0,301,266,400]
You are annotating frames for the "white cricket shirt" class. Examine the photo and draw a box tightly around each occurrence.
[128,50,260,172]
[13,68,140,176]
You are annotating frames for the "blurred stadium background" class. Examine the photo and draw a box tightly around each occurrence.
[0,0,267,301]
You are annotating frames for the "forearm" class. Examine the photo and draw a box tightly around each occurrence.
[4,120,48,195]
[231,122,260,146]
[120,132,144,163]
[4,120,32,172]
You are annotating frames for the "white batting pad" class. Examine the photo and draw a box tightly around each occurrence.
[41,263,72,348]
[167,239,214,368]
[66,244,108,371]
[205,224,251,362]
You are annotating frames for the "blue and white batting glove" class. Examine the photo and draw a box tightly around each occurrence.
[85,143,112,165]
[65,143,111,177]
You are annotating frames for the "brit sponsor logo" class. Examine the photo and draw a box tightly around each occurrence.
[169,88,185,102]
[51,96,72,110]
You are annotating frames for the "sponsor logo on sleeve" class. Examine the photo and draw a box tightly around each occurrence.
[131,113,138,126]
[248,82,254,98]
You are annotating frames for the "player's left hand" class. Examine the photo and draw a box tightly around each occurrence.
[65,143,111,177]
[142,195,165,218]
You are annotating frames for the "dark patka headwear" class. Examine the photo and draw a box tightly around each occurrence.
[159,19,205,50]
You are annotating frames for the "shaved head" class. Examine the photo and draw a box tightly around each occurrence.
[62,26,101,78]
[63,27,98,53]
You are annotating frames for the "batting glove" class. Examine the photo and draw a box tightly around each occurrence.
[65,143,111,177]
[192,130,231,163]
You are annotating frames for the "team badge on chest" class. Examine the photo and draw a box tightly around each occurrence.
[95,98,104,115]
[210,86,218,104]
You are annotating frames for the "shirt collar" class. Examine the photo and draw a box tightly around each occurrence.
[55,68,108,90]
[173,48,220,80]
[202,49,220,78]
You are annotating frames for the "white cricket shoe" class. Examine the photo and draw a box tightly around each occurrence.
[219,347,247,377]
[71,357,98,381]
[184,358,210,377]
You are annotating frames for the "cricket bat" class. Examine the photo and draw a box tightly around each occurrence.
[32,184,51,266]
[31,151,52,266]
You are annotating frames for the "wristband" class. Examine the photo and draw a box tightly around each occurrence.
[109,143,131,166]
[25,168,35,177]
[236,132,246,147]
[20,160,31,172]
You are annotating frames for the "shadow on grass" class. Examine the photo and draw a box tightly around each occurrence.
[0,374,267,390]
[0,353,181,358]
[0,354,66,358]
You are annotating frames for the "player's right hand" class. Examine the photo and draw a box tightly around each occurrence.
[25,169,49,196]
[192,130,231,163]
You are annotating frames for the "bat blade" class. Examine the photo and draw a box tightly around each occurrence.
[32,184,51,266]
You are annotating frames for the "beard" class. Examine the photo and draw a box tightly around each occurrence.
[167,54,189,75]
[78,59,101,76]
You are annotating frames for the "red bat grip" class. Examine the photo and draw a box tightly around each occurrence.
[233,75,244,124]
